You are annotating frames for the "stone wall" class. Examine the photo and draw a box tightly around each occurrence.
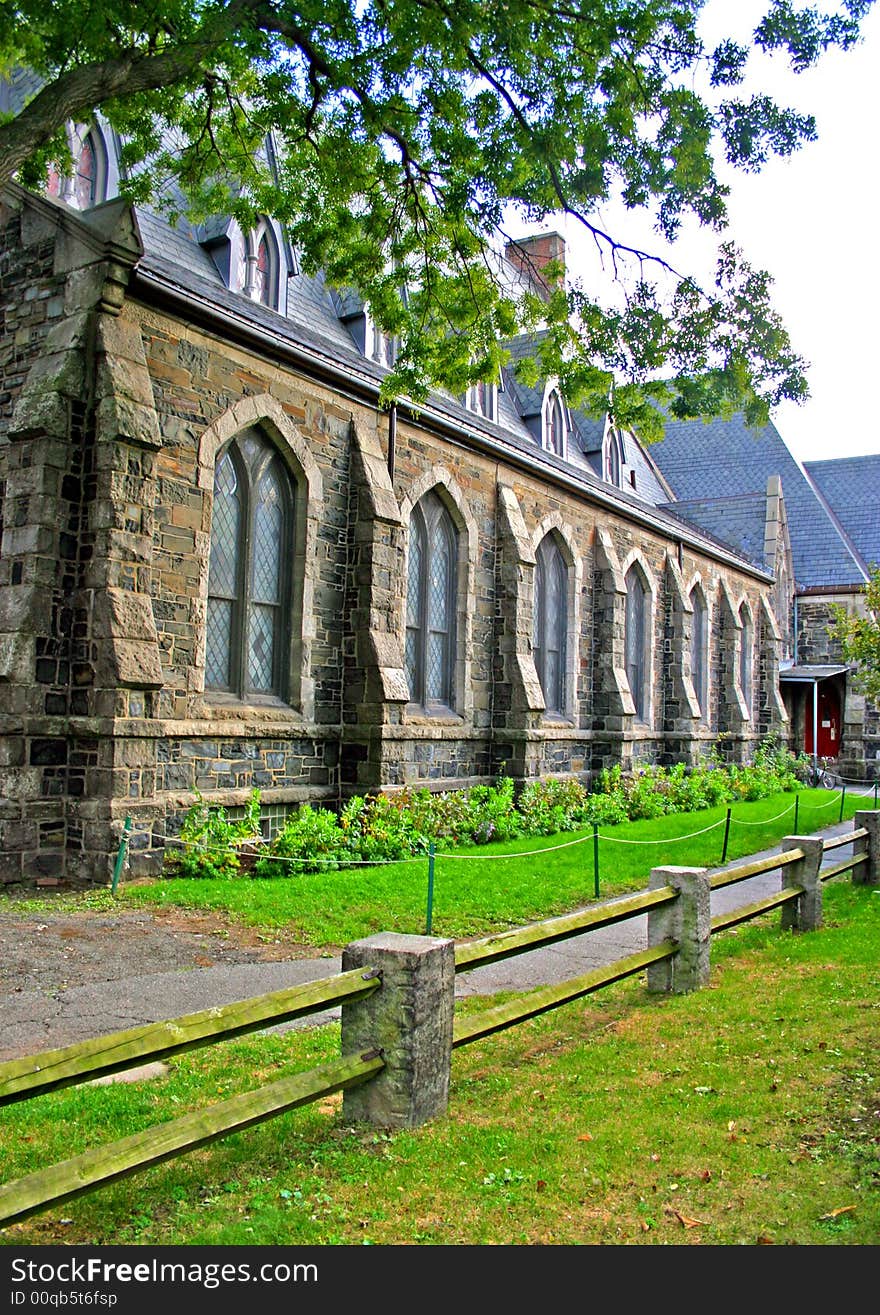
[0,187,783,888]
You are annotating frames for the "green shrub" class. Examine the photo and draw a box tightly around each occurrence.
[163,788,262,880]
[254,803,350,877]
[517,777,592,835]
[162,736,803,880]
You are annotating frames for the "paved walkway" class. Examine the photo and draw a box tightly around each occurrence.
[0,814,868,1061]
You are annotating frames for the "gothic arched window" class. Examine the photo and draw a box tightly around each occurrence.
[604,429,623,487]
[543,389,567,457]
[739,603,753,710]
[625,564,650,722]
[245,222,279,307]
[690,586,708,718]
[533,535,568,714]
[46,124,106,210]
[206,429,293,699]
[405,491,457,711]
[466,380,498,422]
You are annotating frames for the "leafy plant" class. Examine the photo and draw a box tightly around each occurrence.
[164,788,262,880]
[161,736,805,880]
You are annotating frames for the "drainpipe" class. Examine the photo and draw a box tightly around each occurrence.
[812,678,819,768]
[387,402,397,482]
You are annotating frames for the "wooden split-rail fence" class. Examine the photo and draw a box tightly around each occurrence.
[0,812,877,1230]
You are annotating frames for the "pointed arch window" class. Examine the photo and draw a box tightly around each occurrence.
[405,491,457,711]
[543,389,567,457]
[206,429,293,699]
[46,124,106,210]
[739,603,753,710]
[604,428,623,487]
[244,221,279,308]
[466,380,498,422]
[625,564,650,722]
[533,535,568,714]
[690,586,708,718]
[366,315,398,367]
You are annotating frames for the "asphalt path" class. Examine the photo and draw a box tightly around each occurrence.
[0,814,868,1064]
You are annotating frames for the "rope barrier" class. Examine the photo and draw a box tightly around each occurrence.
[594,817,726,844]
[434,832,594,860]
[151,780,867,872]
[159,834,423,867]
[729,802,796,826]
[803,790,846,812]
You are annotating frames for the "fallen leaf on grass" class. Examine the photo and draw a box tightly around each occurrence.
[664,1205,706,1229]
[819,1205,857,1220]
[577,1132,593,1142]
[674,1211,706,1229]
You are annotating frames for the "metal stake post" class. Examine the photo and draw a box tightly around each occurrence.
[425,842,436,935]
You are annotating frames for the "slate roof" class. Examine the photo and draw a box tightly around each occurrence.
[657,493,768,570]
[803,455,880,573]
[649,413,868,590]
[622,432,675,506]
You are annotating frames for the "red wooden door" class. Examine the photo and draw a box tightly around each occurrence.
[804,686,841,758]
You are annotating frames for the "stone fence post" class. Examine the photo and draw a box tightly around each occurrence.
[340,931,455,1129]
[853,810,880,886]
[780,835,824,931]
[646,866,711,994]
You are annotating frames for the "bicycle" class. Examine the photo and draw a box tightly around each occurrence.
[807,757,839,789]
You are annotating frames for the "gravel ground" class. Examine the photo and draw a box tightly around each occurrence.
[0,901,321,998]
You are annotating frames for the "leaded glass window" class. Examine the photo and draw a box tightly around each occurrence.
[690,586,708,718]
[206,429,292,698]
[739,604,753,710]
[405,491,457,710]
[625,564,649,722]
[533,535,567,714]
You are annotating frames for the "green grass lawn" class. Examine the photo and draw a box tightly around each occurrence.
[6,787,870,948]
[1,876,877,1247]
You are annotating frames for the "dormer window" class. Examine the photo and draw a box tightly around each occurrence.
[46,123,107,210]
[365,315,398,368]
[603,428,624,487]
[243,221,279,308]
[465,380,498,423]
[543,388,567,457]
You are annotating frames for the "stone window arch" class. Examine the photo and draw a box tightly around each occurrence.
[533,532,568,714]
[405,490,458,711]
[206,428,294,699]
[198,395,323,718]
[690,583,709,719]
[625,561,651,722]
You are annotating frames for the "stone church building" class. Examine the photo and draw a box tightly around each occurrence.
[0,118,873,887]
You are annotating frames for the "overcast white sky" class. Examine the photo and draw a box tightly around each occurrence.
[560,0,880,467]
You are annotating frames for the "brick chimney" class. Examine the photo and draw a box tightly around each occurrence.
[504,231,566,298]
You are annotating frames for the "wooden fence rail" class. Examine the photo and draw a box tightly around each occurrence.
[0,967,382,1108]
[454,885,677,972]
[0,1050,385,1229]
[1,811,877,1231]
